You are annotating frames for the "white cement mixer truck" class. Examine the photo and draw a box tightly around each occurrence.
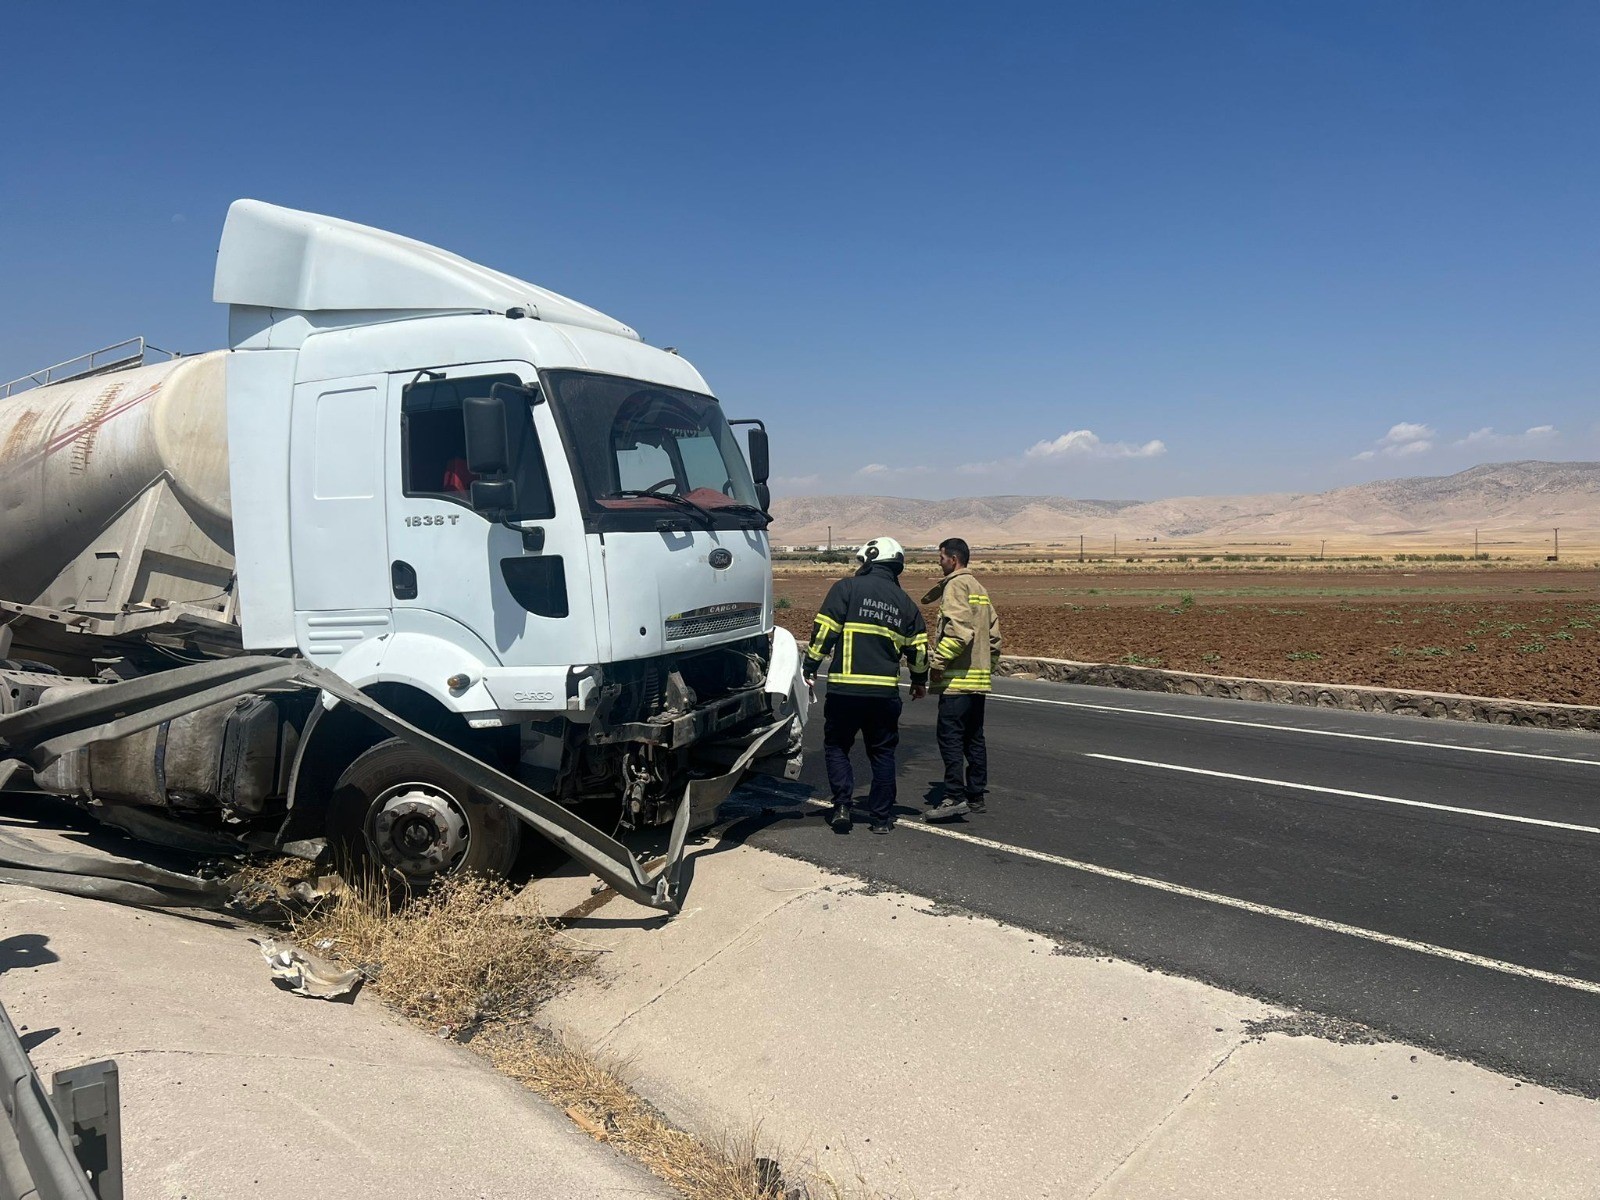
[0,201,805,908]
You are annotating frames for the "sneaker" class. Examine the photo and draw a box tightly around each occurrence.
[967,796,987,814]
[829,803,852,832]
[869,819,894,835]
[924,798,970,822]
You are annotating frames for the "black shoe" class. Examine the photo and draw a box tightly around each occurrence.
[870,819,893,835]
[829,803,852,832]
[924,798,970,822]
[967,796,987,814]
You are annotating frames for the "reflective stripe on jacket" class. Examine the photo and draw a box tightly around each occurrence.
[804,564,929,696]
[920,568,1001,693]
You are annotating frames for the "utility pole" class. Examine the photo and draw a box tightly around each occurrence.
[1078,534,1084,563]
[826,525,832,553]
[1555,527,1560,561]
[1113,534,1118,559]
[1474,528,1479,558]
[1320,539,1326,561]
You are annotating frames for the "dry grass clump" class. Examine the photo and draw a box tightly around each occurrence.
[482,1031,864,1200]
[229,854,314,892]
[288,872,583,1028]
[226,854,319,912]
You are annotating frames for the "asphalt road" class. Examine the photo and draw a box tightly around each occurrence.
[724,677,1600,1096]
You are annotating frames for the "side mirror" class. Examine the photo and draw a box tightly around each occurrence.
[756,482,771,511]
[470,478,518,516]
[464,394,510,476]
[747,427,770,484]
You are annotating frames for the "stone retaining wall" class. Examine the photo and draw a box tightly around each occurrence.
[996,656,1600,732]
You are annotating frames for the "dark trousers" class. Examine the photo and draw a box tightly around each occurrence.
[823,692,902,821]
[937,692,988,801]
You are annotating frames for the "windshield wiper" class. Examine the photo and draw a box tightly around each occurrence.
[602,488,715,525]
[714,502,772,527]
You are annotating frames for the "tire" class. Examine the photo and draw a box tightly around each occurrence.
[326,738,521,886]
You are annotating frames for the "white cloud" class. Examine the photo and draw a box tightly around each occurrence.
[1453,425,1559,449]
[1024,430,1167,460]
[1380,422,1433,446]
[1354,422,1434,460]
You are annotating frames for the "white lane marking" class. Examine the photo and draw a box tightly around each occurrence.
[990,691,1600,768]
[1086,753,1600,835]
[804,800,1600,996]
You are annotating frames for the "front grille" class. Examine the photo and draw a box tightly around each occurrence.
[665,602,763,642]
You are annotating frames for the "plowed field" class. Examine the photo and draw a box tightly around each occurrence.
[774,568,1600,706]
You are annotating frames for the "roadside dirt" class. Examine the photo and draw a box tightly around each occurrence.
[775,568,1600,706]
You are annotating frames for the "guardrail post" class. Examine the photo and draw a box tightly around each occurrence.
[51,1063,121,1200]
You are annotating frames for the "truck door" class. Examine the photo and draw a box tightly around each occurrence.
[288,374,395,667]
[384,364,601,671]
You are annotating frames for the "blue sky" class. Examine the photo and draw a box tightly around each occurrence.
[4,1,1597,500]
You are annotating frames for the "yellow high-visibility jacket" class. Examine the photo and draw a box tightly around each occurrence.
[920,568,1002,693]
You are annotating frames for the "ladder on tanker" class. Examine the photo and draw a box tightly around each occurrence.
[0,336,179,400]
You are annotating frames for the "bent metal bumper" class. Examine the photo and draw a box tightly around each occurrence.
[0,655,799,916]
[591,684,771,748]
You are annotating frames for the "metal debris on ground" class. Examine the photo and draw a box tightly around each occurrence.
[250,936,363,1001]
[0,828,229,909]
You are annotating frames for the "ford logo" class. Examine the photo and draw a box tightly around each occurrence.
[708,548,733,570]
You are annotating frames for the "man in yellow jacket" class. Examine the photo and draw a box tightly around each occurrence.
[921,538,1002,822]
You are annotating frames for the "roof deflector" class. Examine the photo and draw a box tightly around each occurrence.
[212,199,640,341]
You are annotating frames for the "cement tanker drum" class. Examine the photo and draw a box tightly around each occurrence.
[0,352,235,624]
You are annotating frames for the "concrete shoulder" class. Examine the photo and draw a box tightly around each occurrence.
[0,884,671,1199]
[537,841,1600,1199]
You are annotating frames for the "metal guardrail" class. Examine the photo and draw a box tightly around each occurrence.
[1,338,177,400]
[0,1002,121,1200]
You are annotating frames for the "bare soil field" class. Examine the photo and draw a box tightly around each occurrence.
[774,567,1600,706]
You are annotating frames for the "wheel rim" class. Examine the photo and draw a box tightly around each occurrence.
[367,782,471,879]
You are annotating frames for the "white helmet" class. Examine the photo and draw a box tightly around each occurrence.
[855,536,905,567]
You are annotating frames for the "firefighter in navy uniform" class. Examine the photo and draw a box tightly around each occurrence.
[802,537,929,834]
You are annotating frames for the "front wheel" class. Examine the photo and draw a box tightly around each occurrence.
[326,738,521,886]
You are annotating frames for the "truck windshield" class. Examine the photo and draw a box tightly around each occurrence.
[540,370,762,525]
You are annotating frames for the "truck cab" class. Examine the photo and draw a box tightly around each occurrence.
[0,201,803,889]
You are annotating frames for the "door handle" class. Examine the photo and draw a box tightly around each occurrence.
[391,560,418,600]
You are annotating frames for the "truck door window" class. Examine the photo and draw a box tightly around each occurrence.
[401,373,555,519]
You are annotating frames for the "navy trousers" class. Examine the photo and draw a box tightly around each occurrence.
[822,692,902,821]
[936,692,988,801]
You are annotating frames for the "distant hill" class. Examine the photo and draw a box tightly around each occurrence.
[767,461,1600,546]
